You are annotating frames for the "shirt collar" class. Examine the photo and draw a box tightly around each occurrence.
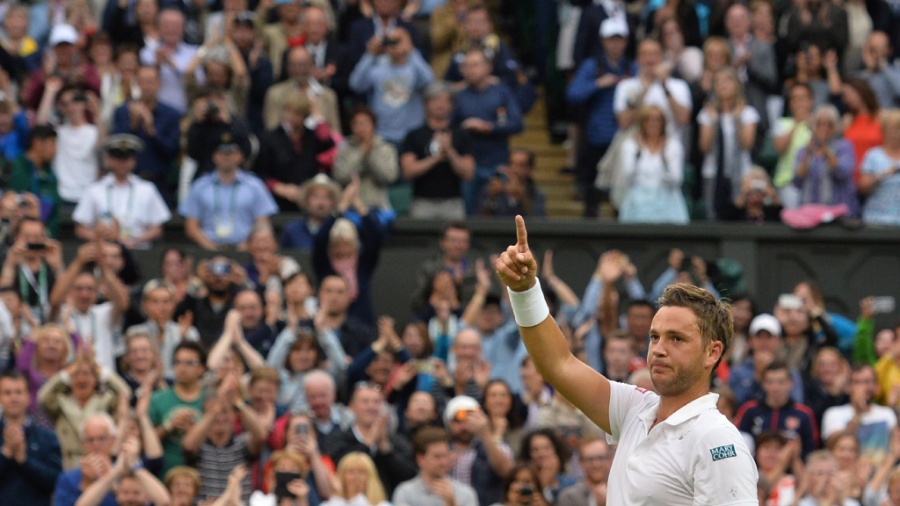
[662,393,720,427]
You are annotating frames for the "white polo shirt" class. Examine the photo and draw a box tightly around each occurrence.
[606,381,758,505]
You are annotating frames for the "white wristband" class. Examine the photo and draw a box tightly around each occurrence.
[507,279,550,328]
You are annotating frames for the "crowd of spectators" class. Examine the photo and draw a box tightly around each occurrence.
[1,0,900,505]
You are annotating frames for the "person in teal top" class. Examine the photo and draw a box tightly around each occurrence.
[147,341,207,474]
[8,125,60,237]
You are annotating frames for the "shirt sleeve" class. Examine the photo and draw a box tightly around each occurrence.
[691,423,759,505]
[612,80,631,114]
[667,78,692,110]
[697,108,713,126]
[145,186,173,225]
[251,179,279,218]
[740,106,761,125]
[178,183,202,218]
[71,189,97,225]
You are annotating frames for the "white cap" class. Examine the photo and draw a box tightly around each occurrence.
[49,24,79,46]
[749,314,782,337]
[599,18,628,39]
[443,395,480,423]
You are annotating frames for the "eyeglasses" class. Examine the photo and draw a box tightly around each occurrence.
[353,381,382,393]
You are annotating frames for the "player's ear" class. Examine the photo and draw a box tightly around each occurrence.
[706,340,724,368]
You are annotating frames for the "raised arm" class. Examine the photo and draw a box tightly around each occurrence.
[494,216,613,433]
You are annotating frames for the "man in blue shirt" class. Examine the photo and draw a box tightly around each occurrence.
[0,370,62,506]
[54,413,120,506]
[452,49,523,215]
[179,129,278,251]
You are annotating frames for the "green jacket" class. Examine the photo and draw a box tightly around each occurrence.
[8,155,60,237]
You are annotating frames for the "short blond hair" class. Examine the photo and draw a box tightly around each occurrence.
[336,452,387,503]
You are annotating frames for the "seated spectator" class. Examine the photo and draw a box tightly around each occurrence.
[299,370,354,458]
[105,0,159,49]
[729,314,805,408]
[345,316,411,393]
[401,81,475,220]
[840,77,883,180]
[519,428,577,504]
[445,394,514,506]
[281,174,342,251]
[804,347,849,425]
[720,167,783,223]
[36,82,103,208]
[182,371,266,502]
[795,450,858,506]
[0,218,63,324]
[48,242,130,371]
[859,109,900,225]
[496,463,551,506]
[0,5,40,77]
[74,435,172,506]
[185,87,254,178]
[827,431,868,501]
[38,349,131,470]
[139,9,198,114]
[558,437,614,506]
[227,11,273,137]
[312,180,390,325]
[333,106,399,211]
[333,382,417,496]
[322,452,391,506]
[479,148,546,218]
[8,125,60,236]
[349,27,434,146]
[184,40,251,119]
[278,271,317,330]
[453,48,524,215]
[735,361,819,459]
[111,65,182,200]
[52,413,119,506]
[244,224,301,296]
[175,257,245,346]
[254,90,336,212]
[855,32,900,109]
[755,432,801,504]
[249,447,322,505]
[119,329,169,399]
[0,285,29,365]
[822,365,897,463]
[793,105,858,214]
[128,281,200,380]
[179,129,278,251]
[148,341,207,473]
[264,46,341,133]
[207,308,268,376]
[444,6,535,113]
[267,324,345,413]
[163,466,201,506]
[72,135,171,250]
[429,0,469,78]
[23,24,100,114]
[392,426,477,506]
[773,83,815,208]
[697,69,760,220]
[0,370,63,506]
[617,105,689,224]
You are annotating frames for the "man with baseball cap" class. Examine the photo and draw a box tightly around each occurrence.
[180,129,278,250]
[72,134,171,249]
[443,395,513,506]
[23,24,100,112]
[729,313,805,406]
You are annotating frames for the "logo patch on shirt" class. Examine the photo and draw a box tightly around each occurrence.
[709,444,737,462]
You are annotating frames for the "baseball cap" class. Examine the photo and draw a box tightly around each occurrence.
[49,24,79,46]
[749,314,781,337]
[443,395,480,423]
[599,18,628,39]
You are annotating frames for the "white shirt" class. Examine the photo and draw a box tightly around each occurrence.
[697,106,760,179]
[68,302,119,371]
[613,77,692,138]
[72,174,172,249]
[821,403,897,462]
[606,381,758,505]
[53,123,100,202]
[139,41,198,113]
[620,137,684,189]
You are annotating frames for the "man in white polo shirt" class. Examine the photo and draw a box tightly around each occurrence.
[494,216,757,505]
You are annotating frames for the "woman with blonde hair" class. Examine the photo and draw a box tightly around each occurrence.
[249,450,316,506]
[617,105,689,223]
[15,323,80,427]
[323,452,391,506]
[859,109,900,225]
[698,68,760,219]
[164,466,201,506]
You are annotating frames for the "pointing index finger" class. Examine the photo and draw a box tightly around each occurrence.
[515,215,528,252]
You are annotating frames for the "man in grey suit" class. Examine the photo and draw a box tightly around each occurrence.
[557,437,615,506]
[726,4,779,138]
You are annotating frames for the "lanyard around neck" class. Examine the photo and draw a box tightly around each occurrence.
[214,180,240,217]
[107,181,135,224]
[19,263,48,313]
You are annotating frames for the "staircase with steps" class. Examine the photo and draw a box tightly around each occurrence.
[510,98,583,218]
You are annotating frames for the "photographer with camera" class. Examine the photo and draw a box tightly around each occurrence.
[185,87,253,179]
[0,217,63,325]
[720,167,783,223]
[175,256,247,347]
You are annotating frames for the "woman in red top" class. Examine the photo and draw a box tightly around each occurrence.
[841,78,883,182]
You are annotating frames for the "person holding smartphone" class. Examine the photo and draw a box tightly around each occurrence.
[492,463,549,506]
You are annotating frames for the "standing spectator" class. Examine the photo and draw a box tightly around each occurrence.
[23,24,101,113]
[333,106,399,210]
[855,32,900,109]
[566,18,633,218]
[793,105,858,214]
[243,224,301,296]
[175,257,244,346]
[344,0,424,80]
[128,281,200,381]
[260,0,304,80]
[0,218,63,324]
[302,5,341,87]
[452,48,524,215]
[72,436,172,506]
[617,105,689,223]
[783,0,849,59]
[0,5,40,78]
[72,135,172,249]
[254,91,335,212]
[322,452,391,506]
[148,341,207,473]
[185,88,254,178]
[429,0,469,79]
[14,325,78,428]
[183,40,251,119]
[401,81,475,220]
[659,18,704,83]
[7,126,60,236]
[0,370,63,506]
[840,77,883,181]
[230,11,273,137]
[412,221,476,314]
[263,46,342,133]
[179,129,278,250]
[557,437,614,506]
[725,3,777,137]
[52,413,119,506]
[36,82,104,208]
[349,27,434,146]
[696,68,759,219]
[392,426,478,506]
[859,109,900,225]
[281,174,342,251]
[821,365,897,463]
[773,83,815,208]
[111,65,182,201]
[139,9,199,114]
[519,429,577,504]
[728,313,805,407]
